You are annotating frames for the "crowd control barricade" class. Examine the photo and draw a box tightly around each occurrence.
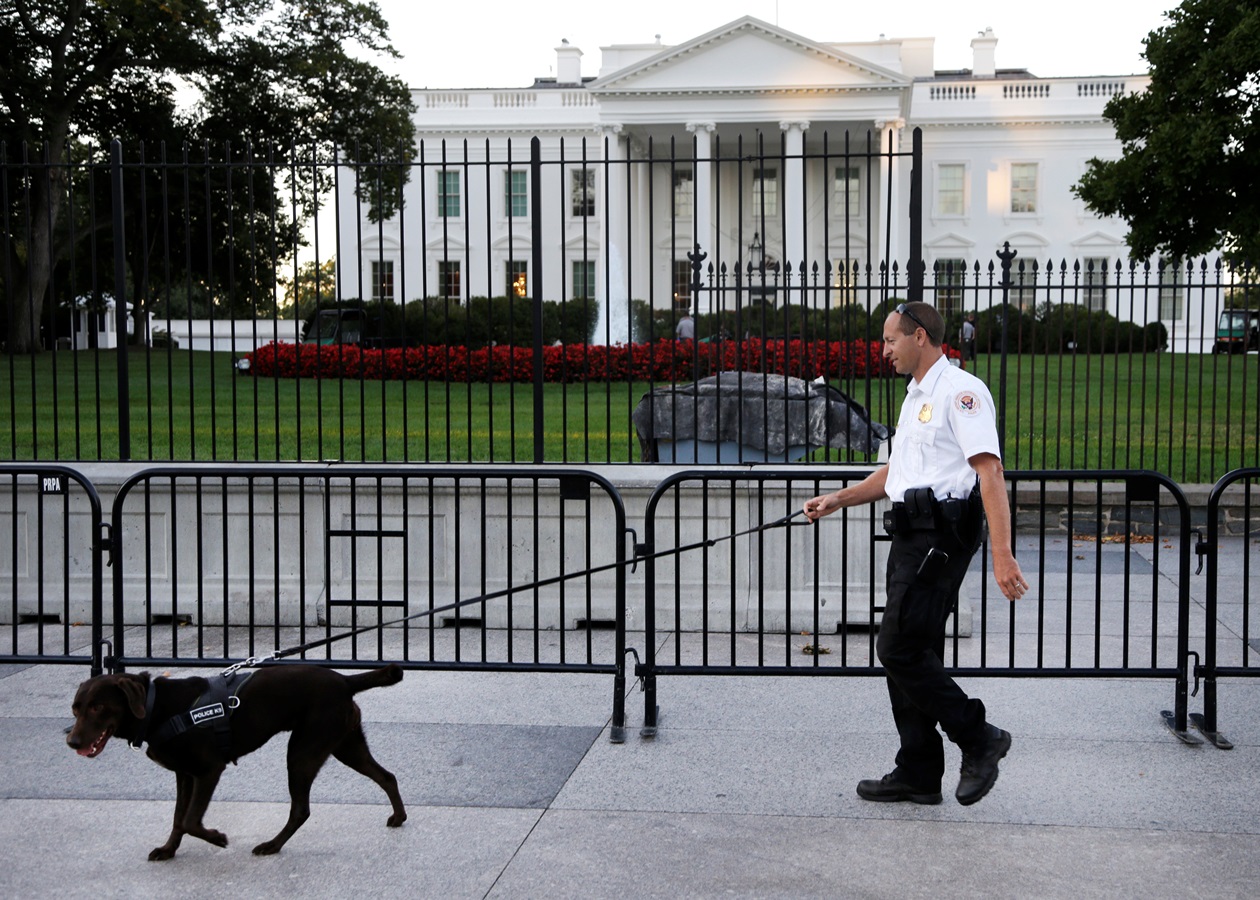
[0,465,106,674]
[637,469,1197,743]
[107,464,630,740]
[1194,467,1260,749]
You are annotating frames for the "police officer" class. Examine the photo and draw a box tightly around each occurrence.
[804,300,1028,806]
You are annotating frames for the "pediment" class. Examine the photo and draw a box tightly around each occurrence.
[589,17,907,95]
[1070,230,1125,249]
[925,232,976,251]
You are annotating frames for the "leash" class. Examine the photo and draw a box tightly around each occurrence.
[220,508,811,674]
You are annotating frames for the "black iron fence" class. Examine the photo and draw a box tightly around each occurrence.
[2,137,1258,481]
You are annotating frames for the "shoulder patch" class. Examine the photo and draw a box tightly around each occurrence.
[955,392,982,416]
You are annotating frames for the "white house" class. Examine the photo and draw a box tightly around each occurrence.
[336,16,1215,346]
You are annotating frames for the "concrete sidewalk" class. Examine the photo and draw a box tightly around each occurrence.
[1,655,1257,900]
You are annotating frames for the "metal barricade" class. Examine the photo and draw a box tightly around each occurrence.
[0,464,106,674]
[637,469,1197,743]
[108,464,630,740]
[1194,467,1260,749]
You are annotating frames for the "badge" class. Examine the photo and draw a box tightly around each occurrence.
[955,393,981,416]
[918,402,933,423]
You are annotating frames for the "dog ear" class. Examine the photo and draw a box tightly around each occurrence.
[117,676,149,720]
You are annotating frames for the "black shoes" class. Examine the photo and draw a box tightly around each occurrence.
[856,771,943,805]
[955,725,1012,806]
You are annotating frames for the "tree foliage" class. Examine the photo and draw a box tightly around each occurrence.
[1,0,416,352]
[1074,0,1260,264]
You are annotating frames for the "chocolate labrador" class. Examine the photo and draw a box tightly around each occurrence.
[67,663,407,859]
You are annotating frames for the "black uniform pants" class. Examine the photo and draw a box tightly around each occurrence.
[876,527,988,788]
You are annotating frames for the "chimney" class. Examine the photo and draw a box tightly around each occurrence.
[556,39,583,85]
[971,27,997,78]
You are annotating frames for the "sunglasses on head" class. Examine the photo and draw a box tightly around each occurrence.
[895,303,931,335]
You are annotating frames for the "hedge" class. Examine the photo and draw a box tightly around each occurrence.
[244,337,962,383]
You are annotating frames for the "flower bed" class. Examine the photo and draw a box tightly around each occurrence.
[244,338,960,383]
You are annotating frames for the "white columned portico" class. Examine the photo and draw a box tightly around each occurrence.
[875,118,905,282]
[685,121,716,275]
[780,120,810,281]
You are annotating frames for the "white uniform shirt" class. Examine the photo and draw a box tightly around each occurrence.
[885,355,1002,503]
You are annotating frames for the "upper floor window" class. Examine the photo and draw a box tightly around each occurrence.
[673,168,694,219]
[571,168,595,217]
[937,164,965,216]
[752,168,778,218]
[438,170,461,218]
[834,166,860,217]
[1010,162,1038,214]
[505,169,527,218]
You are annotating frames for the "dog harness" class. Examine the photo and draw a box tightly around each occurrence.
[132,670,254,759]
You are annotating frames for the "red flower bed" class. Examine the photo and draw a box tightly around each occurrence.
[245,339,960,383]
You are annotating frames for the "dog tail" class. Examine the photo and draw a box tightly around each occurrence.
[345,663,404,695]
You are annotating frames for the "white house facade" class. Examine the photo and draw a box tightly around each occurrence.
[334,16,1212,345]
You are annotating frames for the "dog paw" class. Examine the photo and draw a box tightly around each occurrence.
[148,846,176,862]
[204,829,228,848]
[387,812,407,828]
[252,840,282,855]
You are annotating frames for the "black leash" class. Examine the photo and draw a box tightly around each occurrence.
[221,508,811,673]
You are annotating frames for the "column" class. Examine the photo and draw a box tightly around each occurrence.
[875,118,906,288]
[779,120,810,280]
[685,122,716,274]
[596,124,629,344]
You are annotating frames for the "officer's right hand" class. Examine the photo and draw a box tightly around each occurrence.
[803,492,840,522]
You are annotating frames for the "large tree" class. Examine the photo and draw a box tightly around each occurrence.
[1,0,415,353]
[1074,0,1260,265]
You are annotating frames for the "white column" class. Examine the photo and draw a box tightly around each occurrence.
[875,118,906,287]
[685,122,716,271]
[779,120,810,281]
[596,124,629,344]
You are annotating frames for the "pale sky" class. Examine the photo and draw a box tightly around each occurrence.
[371,0,1174,89]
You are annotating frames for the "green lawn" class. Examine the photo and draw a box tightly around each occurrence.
[2,348,1257,481]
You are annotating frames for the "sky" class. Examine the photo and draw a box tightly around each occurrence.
[369,0,1177,89]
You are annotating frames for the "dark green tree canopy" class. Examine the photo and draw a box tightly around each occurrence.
[1,0,416,352]
[1074,0,1260,264]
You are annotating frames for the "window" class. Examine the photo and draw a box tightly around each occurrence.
[438,170,460,218]
[1010,163,1038,214]
[672,260,692,309]
[370,260,394,303]
[504,169,527,218]
[831,258,859,305]
[1158,258,1183,320]
[571,169,595,217]
[438,260,461,300]
[834,166,860,217]
[934,258,967,316]
[1011,270,1037,312]
[752,168,778,217]
[1083,257,1109,311]
[506,260,528,298]
[673,168,694,219]
[937,164,965,216]
[572,260,596,301]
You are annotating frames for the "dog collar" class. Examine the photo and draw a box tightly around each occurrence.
[128,678,158,750]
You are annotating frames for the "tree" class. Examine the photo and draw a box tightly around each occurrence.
[1,0,415,353]
[278,258,338,322]
[1074,0,1260,265]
